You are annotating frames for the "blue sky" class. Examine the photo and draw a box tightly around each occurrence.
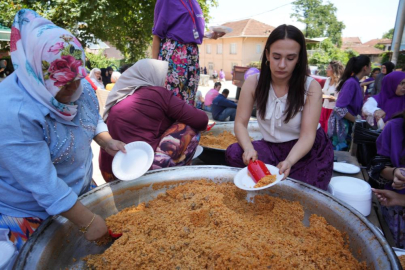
[207,0,400,43]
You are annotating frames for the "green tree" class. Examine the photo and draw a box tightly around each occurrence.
[291,0,345,47]
[308,38,357,75]
[382,28,394,39]
[0,0,218,62]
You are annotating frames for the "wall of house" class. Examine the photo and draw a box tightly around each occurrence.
[241,37,266,66]
[199,37,244,80]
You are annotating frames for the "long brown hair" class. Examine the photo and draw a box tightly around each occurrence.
[329,60,344,85]
[255,24,309,123]
[336,55,370,93]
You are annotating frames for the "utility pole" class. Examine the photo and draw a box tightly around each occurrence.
[391,0,405,65]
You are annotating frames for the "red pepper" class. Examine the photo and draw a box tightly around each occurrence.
[248,160,271,183]
[108,229,123,239]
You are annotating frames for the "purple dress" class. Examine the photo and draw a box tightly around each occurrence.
[377,117,405,247]
[226,128,333,190]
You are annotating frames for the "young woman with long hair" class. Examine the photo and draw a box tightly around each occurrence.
[319,60,344,132]
[327,55,371,150]
[225,24,333,190]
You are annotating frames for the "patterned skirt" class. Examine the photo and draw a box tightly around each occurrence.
[158,38,200,106]
[0,214,43,251]
[101,123,200,182]
[381,205,405,248]
[225,128,334,190]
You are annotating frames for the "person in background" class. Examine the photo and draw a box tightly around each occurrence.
[89,68,105,89]
[85,56,92,71]
[219,69,226,82]
[106,71,121,91]
[101,66,113,87]
[212,89,237,121]
[362,71,405,127]
[100,59,208,182]
[212,70,218,81]
[361,68,380,101]
[0,9,126,251]
[226,24,333,191]
[119,64,132,74]
[327,55,371,150]
[151,0,224,105]
[204,66,207,75]
[371,62,395,96]
[369,110,405,247]
[194,89,204,109]
[319,60,344,132]
[204,82,221,112]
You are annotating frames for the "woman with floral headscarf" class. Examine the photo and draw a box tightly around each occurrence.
[0,9,126,251]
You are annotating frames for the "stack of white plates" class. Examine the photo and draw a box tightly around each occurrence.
[328,176,372,216]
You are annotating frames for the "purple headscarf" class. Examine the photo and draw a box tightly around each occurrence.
[374,71,405,122]
[377,117,405,167]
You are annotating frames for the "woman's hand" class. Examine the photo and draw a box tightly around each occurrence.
[374,109,386,122]
[104,139,126,157]
[242,148,258,165]
[372,188,405,207]
[392,168,405,190]
[277,160,292,180]
[84,214,108,241]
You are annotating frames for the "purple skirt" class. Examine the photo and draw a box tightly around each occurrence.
[226,128,334,190]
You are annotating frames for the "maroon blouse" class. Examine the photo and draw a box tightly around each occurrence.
[99,86,208,174]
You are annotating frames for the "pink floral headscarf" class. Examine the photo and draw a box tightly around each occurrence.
[10,9,87,121]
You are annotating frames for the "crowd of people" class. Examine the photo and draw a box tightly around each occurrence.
[0,0,404,261]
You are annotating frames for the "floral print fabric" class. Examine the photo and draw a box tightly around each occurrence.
[152,123,200,169]
[10,9,87,121]
[327,107,352,150]
[158,38,200,105]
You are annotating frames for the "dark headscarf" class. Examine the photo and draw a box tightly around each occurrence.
[100,67,109,87]
[372,62,396,96]
[383,61,395,75]
[374,71,405,122]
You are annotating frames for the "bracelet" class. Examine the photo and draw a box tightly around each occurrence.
[393,167,398,177]
[79,213,96,234]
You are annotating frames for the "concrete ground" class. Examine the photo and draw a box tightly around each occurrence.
[92,80,237,186]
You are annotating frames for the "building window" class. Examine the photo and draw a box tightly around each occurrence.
[217,44,222,54]
[256,44,262,54]
[206,44,211,54]
[230,43,237,54]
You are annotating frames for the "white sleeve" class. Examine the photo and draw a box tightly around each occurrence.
[362,97,380,116]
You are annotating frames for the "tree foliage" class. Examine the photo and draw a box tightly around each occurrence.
[382,28,394,39]
[291,0,345,47]
[308,38,358,75]
[0,0,218,62]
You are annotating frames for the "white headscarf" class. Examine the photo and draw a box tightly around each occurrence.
[103,59,168,121]
[10,9,87,121]
[89,68,104,89]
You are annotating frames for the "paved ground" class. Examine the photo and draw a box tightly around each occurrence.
[92,80,237,186]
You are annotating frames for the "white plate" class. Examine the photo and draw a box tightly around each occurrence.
[234,164,284,191]
[333,162,360,174]
[112,141,154,181]
[193,145,203,160]
[0,241,16,269]
[209,26,233,33]
[393,247,405,257]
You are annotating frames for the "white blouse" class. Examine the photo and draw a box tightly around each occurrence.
[257,76,320,143]
[322,77,337,109]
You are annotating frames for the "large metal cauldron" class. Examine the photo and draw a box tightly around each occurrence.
[15,166,400,269]
[199,121,262,165]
